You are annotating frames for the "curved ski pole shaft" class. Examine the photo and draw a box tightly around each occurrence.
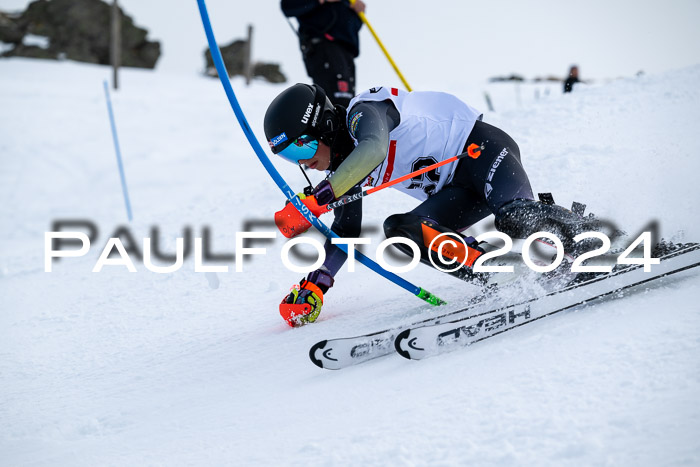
[196,0,443,307]
[350,0,412,91]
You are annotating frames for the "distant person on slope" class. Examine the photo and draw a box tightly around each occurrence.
[564,65,581,93]
[264,84,604,326]
[281,0,365,108]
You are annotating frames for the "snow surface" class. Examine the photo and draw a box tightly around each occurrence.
[2,35,700,467]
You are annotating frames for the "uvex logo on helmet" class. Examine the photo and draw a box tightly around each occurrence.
[301,103,313,124]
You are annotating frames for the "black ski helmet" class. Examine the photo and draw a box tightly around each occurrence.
[264,83,339,156]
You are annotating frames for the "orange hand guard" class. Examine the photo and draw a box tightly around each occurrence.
[274,194,330,238]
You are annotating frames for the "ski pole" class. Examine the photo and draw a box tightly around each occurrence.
[350,0,412,91]
[196,0,445,307]
[327,146,481,210]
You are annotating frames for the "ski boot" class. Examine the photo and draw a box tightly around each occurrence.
[383,214,491,286]
[495,194,621,288]
[494,194,619,256]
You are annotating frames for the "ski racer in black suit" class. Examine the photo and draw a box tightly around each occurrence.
[264,83,603,326]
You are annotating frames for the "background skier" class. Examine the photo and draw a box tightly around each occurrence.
[281,0,366,107]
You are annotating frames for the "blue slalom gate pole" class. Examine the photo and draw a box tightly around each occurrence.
[196,0,443,306]
[103,80,133,222]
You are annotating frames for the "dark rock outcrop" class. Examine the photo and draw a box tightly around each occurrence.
[0,11,23,43]
[252,63,286,84]
[204,40,247,77]
[0,0,160,69]
[489,74,526,83]
[204,39,286,84]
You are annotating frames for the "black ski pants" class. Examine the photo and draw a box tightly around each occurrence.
[300,36,356,108]
[406,120,534,231]
[383,121,535,274]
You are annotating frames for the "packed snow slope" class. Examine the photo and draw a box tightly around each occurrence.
[1,57,700,466]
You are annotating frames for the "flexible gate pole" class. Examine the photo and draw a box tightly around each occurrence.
[196,0,444,306]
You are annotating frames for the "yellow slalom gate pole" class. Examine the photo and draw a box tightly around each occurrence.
[350,0,413,91]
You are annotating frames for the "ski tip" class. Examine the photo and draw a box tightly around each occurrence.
[394,329,412,359]
[309,340,328,369]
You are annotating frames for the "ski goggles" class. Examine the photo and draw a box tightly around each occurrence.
[276,134,319,163]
